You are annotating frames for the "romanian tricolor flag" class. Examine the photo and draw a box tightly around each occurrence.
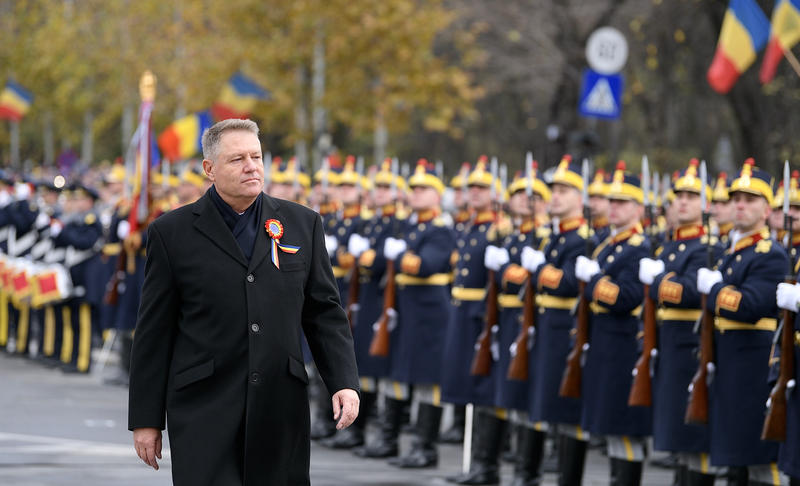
[157,111,212,162]
[760,0,800,83]
[0,80,33,121]
[212,72,271,121]
[707,0,771,94]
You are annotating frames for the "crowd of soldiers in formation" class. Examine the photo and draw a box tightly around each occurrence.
[2,152,800,486]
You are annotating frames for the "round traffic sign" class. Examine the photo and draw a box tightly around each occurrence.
[585,27,628,74]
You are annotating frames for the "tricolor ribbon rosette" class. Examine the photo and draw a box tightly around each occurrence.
[265,219,300,269]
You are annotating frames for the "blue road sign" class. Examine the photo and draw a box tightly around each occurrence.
[578,69,624,120]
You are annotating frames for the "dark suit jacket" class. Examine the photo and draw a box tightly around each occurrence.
[128,191,359,486]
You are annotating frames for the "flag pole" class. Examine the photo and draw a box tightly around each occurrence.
[782,44,800,80]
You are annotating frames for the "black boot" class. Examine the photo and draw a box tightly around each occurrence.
[104,332,132,387]
[611,458,643,486]
[508,426,545,486]
[558,436,587,486]
[440,404,465,443]
[354,396,403,458]
[685,470,716,486]
[446,410,507,484]
[790,476,800,486]
[726,466,747,486]
[542,432,560,473]
[321,391,375,449]
[389,402,442,468]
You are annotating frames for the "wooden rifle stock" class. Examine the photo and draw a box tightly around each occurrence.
[761,282,796,441]
[368,260,396,357]
[471,269,498,376]
[103,246,128,306]
[559,280,590,398]
[507,273,535,381]
[345,263,361,330]
[685,293,714,424]
[628,284,657,406]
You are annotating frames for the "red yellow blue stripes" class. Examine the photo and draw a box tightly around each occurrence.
[0,80,33,121]
[157,111,212,162]
[760,0,800,83]
[707,0,771,93]
[212,72,270,121]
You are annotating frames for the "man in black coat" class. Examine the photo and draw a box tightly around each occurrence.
[128,118,360,486]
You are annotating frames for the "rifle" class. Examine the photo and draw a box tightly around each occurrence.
[344,158,365,329]
[559,158,593,398]
[507,152,537,381]
[368,158,400,357]
[629,158,658,407]
[685,160,714,425]
[471,157,500,376]
[762,161,796,441]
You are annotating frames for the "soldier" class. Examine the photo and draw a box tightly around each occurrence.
[444,158,508,485]
[588,169,611,244]
[521,157,590,486]
[574,161,651,485]
[176,163,207,206]
[711,172,734,247]
[380,159,454,468]
[637,160,719,485]
[450,162,473,234]
[485,162,551,485]
[696,158,786,485]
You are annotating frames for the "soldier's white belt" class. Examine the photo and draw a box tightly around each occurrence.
[498,294,523,308]
[395,273,451,286]
[451,286,486,301]
[589,302,642,316]
[715,317,777,332]
[535,294,577,310]
[657,308,702,322]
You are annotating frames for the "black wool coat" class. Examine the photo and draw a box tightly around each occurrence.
[128,191,359,486]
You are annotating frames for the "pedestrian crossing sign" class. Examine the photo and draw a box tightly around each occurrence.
[578,68,623,120]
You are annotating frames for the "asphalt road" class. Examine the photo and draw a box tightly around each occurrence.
[1,352,689,485]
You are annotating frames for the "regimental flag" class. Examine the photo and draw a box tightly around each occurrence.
[212,72,271,121]
[707,0,771,94]
[760,0,800,83]
[157,111,212,161]
[0,80,33,121]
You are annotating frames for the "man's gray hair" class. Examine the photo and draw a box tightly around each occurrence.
[201,119,260,161]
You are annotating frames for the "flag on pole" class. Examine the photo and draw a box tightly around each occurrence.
[707,0,771,93]
[129,71,157,230]
[760,0,800,83]
[157,111,212,161]
[0,80,33,121]
[212,72,270,121]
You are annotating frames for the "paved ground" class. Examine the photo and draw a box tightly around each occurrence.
[1,352,691,485]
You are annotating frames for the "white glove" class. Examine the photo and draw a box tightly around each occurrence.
[347,233,370,257]
[383,237,408,260]
[14,183,30,201]
[520,247,545,273]
[50,220,63,237]
[116,220,131,240]
[324,234,339,257]
[35,212,51,229]
[638,258,665,285]
[777,282,800,311]
[697,267,723,294]
[484,245,510,271]
[575,255,600,283]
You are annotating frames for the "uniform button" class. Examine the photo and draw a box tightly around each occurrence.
[470,239,477,246]
[479,224,487,232]
[551,250,558,257]
[464,253,471,261]
[668,254,676,261]
[559,237,566,244]
[727,268,733,275]
[461,268,469,276]
[247,274,255,283]
[678,243,686,251]
[383,217,390,224]
[250,323,260,333]
[615,246,623,253]
[375,225,382,232]
[418,223,426,231]
[510,247,518,255]
[735,255,742,262]
[518,235,526,242]
[607,255,615,263]
[458,240,465,248]
[410,233,417,240]
[250,372,261,383]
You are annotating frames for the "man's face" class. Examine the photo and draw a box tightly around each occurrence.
[177,182,203,204]
[468,185,492,210]
[731,191,769,233]
[712,200,734,225]
[338,184,360,205]
[203,130,264,204]
[673,191,702,226]
[508,191,532,216]
[550,183,580,219]
[268,182,296,201]
[40,189,59,206]
[769,207,784,231]
[608,198,642,227]
[373,185,393,207]
[410,185,440,211]
[790,205,800,231]
[72,194,93,213]
[589,195,609,220]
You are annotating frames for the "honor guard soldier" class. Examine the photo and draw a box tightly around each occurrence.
[588,169,611,244]
[637,160,719,485]
[450,162,473,234]
[52,183,103,373]
[444,158,509,485]
[711,172,734,247]
[696,158,787,485]
[522,157,591,486]
[574,161,652,485]
[267,157,309,205]
[348,160,407,457]
[176,163,208,206]
[485,161,552,486]
[379,159,454,468]
[312,158,340,227]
